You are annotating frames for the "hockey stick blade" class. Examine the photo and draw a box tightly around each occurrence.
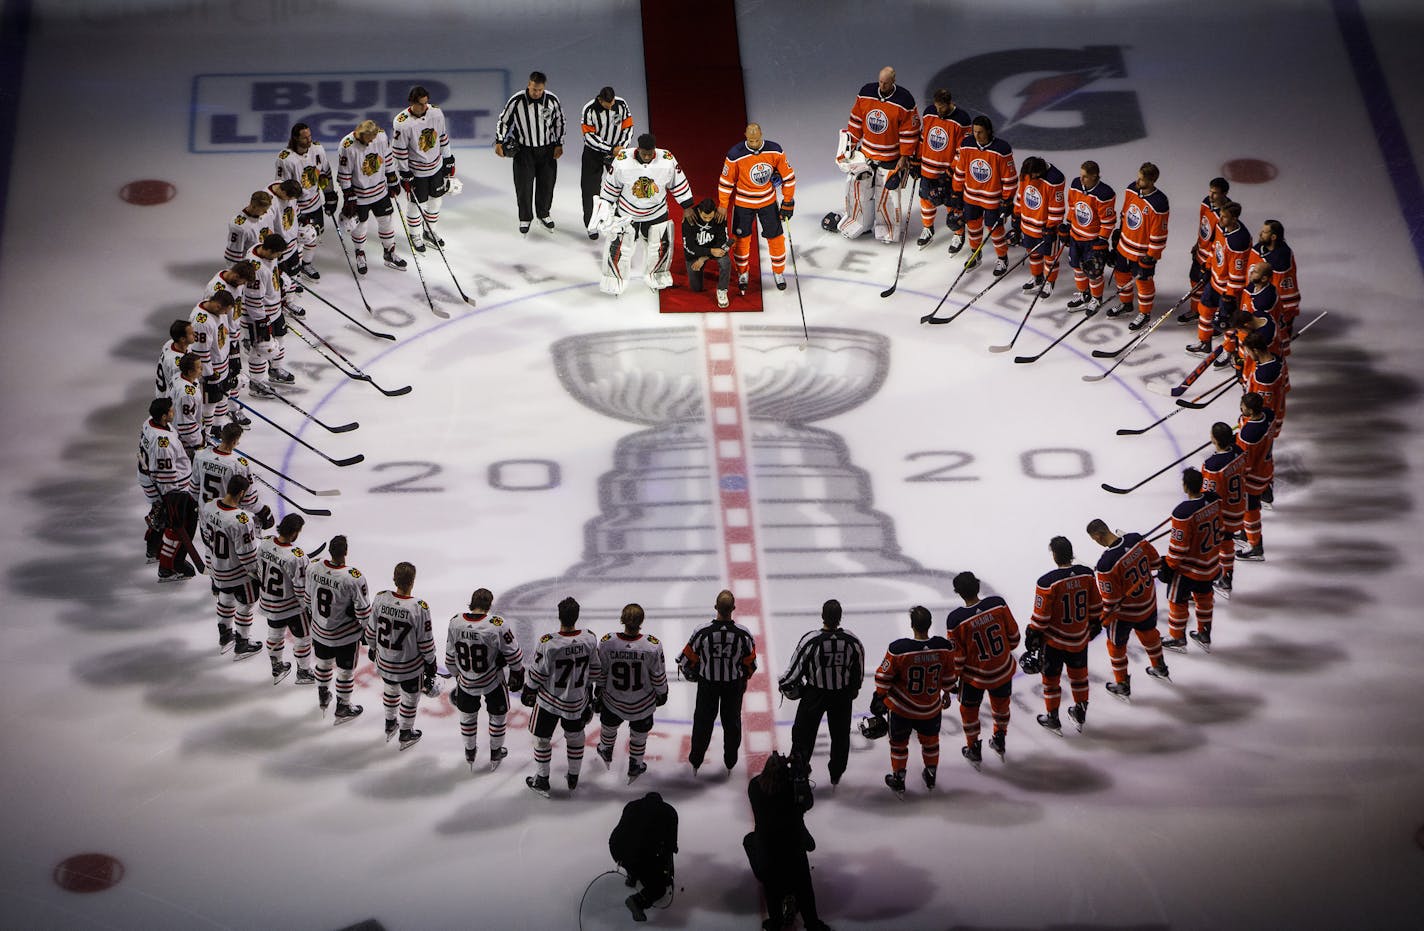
[363,376,413,397]
[248,471,335,516]
[331,453,365,467]
[1100,483,1133,495]
[266,392,359,434]
[235,447,341,496]
[879,284,898,299]
[988,342,1016,353]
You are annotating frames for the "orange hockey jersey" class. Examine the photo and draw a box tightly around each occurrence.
[945,595,1021,689]
[1195,197,1221,265]
[718,140,795,211]
[846,82,919,164]
[1117,182,1169,263]
[1014,163,1067,239]
[1210,221,1253,301]
[874,635,955,720]
[1237,412,1276,494]
[1201,444,1248,530]
[918,105,972,180]
[953,136,1018,210]
[1245,355,1288,424]
[1254,240,1301,323]
[1069,177,1116,243]
[1094,532,1162,626]
[1029,564,1103,652]
[1167,494,1223,582]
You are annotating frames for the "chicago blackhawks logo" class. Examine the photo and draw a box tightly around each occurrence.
[866,109,889,135]
[925,45,1144,150]
[749,163,773,186]
[1124,204,1143,230]
[1023,186,1042,211]
[301,166,318,189]
[631,176,659,199]
[283,206,294,227]
[927,126,949,151]
[969,158,992,184]
[361,152,381,176]
[419,128,437,152]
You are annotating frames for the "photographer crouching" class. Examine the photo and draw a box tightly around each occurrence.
[745,751,831,931]
[609,791,678,921]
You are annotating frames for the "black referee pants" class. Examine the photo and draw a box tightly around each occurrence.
[689,678,746,770]
[512,144,558,223]
[580,145,610,228]
[789,685,854,782]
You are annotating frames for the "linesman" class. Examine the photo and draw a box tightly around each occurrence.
[778,599,864,786]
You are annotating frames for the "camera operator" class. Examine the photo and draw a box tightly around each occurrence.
[744,752,830,931]
[609,791,678,922]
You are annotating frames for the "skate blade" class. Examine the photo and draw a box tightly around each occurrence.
[333,711,363,727]
[1110,691,1132,704]
[272,670,292,686]
[220,643,234,655]
[399,736,422,752]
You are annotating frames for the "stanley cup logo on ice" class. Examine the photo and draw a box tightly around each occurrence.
[498,326,959,636]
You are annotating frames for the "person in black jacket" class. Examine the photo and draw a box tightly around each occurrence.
[682,198,732,307]
[609,791,678,922]
[745,752,830,931]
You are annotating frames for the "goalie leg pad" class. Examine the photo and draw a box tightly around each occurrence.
[839,169,875,239]
[600,224,634,295]
[645,219,674,290]
[874,176,903,243]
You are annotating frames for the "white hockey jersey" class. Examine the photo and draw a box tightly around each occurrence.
[528,628,603,718]
[275,142,331,215]
[596,632,668,720]
[600,148,694,222]
[191,447,258,508]
[392,106,451,178]
[306,560,371,648]
[188,301,234,381]
[444,613,524,693]
[241,245,282,325]
[156,339,185,397]
[169,377,203,452]
[199,499,260,588]
[137,417,193,501]
[256,537,308,620]
[225,206,276,264]
[337,130,395,206]
[202,270,247,325]
[267,186,302,264]
[366,592,436,682]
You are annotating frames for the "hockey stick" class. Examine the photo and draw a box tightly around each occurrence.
[924,246,1036,327]
[1146,526,1172,545]
[1174,373,1239,408]
[261,390,359,433]
[1170,346,1224,396]
[784,222,810,345]
[878,171,917,298]
[919,215,1008,324]
[988,239,1065,351]
[232,399,364,467]
[235,447,340,496]
[1081,306,1183,382]
[1115,378,1237,435]
[288,318,413,397]
[1089,284,1202,361]
[414,198,475,306]
[395,192,448,319]
[1101,439,1213,495]
[1013,308,1096,364]
[300,282,396,340]
[330,215,374,314]
[248,469,333,517]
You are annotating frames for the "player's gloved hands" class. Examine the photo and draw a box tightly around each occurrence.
[941,691,953,710]
[254,504,274,530]
[386,174,401,198]
[778,198,795,221]
[907,157,922,179]
[948,189,964,212]
[1137,255,1156,279]
[367,645,377,662]
[340,194,357,220]
[591,689,604,714]
[506,668,525,693]
[322,189,338,217]
[869,691,887,717]
[520,688,539,708]
[399,170,414,196]
[1006,215,1022,247]
[1024,627,1045,653]
[655,691,668,706]
[1088,620,1103,642]
[1189,254,1204,285]
[1157,564,1176,584]
[443,156,456,178]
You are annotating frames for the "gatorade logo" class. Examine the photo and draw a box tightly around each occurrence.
[866,109,889,134]
[925,46,1144,150]
[927,126,949,151]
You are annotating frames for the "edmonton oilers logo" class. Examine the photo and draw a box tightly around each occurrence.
[1023,187,1042,211]
[1214,242,1225,265]
[1200,216,1211,240]
[1124,204,1142,229]
[927,126,949,151]
[866,109,889,134]
[970,158,992,184]
[750,163,773,186]
[1074,201,1093,225]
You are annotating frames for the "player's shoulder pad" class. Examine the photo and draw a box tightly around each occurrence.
[292,547,305,558]
[646,634,660,644]
[341,137,354,148]
[417,599,429,610]
[614,151,627,161]
[195,311,208,323]
[157,436,169,447]
[183,384,196,395]
[662,151,673,160]
[600,632,613,642]
[279,150,290,159]
[1045,165,1065,185]
[234,215,246,225]
[236,512,249,524]
[989,137,1013,155]
[857,81,880,97]
[395,111,408,123]
[489,615,504,626]
[1036,567,1063,587]
[888,86,917,110]
[1143,187,1169,211]
[237,456,249,466]
[539,633,554,643]
[348,567,361,578]
[979,594,1008,610]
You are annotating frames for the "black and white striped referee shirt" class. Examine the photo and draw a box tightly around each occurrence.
[778,627,865,693]
[680,619,758,683]
[496,89,566,148]
[580,96,633,155]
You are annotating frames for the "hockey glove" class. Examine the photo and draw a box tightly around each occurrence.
[948,189,965,212]
[386,174,401,198]
[443,156,456,178]
[1024,627,1045,653]
[1189,254,1204,285]
[1083,250,1105,278]
[1006,215,1023,247]
[885,167,906,192]
[907,156,922,179]
[520,687,539,708]
[578,700,595,729]
[367,645,377,663]
[399,170,414,196]
[869,691,887,718]
[254,505,275,530]
[778,199,795,222]
[1059,221,1072,239]
[655,691,668,707]
[323,189,338,217]
[340,194,357,220]
[591,689,604,714]
[1137,255,1156,279]
[1088,620,1104,642]
[941,690,953,710]
[1157,564,1176,585]
[506,668,525,693]
[422,671,440,697]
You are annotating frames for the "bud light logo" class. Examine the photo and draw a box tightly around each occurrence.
[1074,201,1093,225]
[927,126,949,151]
[1124,204,1142,230]
[866,109,889,135]
[749,163,774,186]
[969,158,992,184]
[189,68,509,154]
[1023,186,1042,211]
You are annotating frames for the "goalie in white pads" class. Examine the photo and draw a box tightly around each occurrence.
[366,561,437,750]
[523,596,603,797]
[445,588,525,771]
[592,133,693,295]
[594,603,668,784]
[305,534,371,724]
[829,67,919,242]
[199,474,264,659]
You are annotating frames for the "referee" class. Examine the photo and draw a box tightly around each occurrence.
[495,71,565,235]
[678,589,758,773]
[778,599,865,786]
[579,86,633,237]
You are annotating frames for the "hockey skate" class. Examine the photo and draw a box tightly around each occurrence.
[566,773,580,792]
[597,744,614,770]
[1068,702,1087,732]
[1189,629,1213,652]
[333,702,363,726]
[1039,279,1055,298]
[922,765,937,790]
[229,409,252,427]
[398,728,423,751]
[962,740,983,770]
[1128,311,1151,331]
[382,248,407,271]
[884,770,907,797]
[1177,308,1197,323]
[1067,290,1091,308]
[294,667,316,686]
[1107,679,1132,702]
[465,748,478,773]
[774,273,787,291]
[1186,340,1213,355]
[1212,354,1233,368]
[518,222,531,235]
[300,261,320,280]
[526,774,551,798]
[963,249,981,270]
[737,272,749,296]
[488,746,508,771]
[1236,544,1265,562]
[385,719,398,742]
[1083,296,1100,317]
[1037,711,1063,735]
[1146,662,1171,681]
[355,249,368,275]
[282,301,305,318]
[626,894,648,922]
[248,380,276,398]
[1023,276,1044,293]
[233,637,262,661]
[988,732,1007,760]
[268,366,295,385]
[538,216,555,232]
[271,661,292,685]
[423,229,444,248]
[916,227,934,249]
[716,289,729,308]
[1105,300,1131,318]
[1160,636,1189,654]
[412,235,425,254]
[627,760,647,784]
[992,257,1008,277]
[157,565,196,583]
[1215,570,1234,595]
[218,625,234,655]
[317,686,330,713]
[946,232,965,254]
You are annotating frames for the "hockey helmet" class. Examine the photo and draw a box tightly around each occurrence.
[822,212,842,233]
[1018,649,1044,676]
[780,681,804,702]
[859,714,889,740]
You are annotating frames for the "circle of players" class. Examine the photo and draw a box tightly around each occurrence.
[135,68,1299,800]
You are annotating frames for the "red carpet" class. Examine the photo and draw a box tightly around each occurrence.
[640,0,761,313]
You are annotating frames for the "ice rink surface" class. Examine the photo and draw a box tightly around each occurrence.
[2,0,1423,928]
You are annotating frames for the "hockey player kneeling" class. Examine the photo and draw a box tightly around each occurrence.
[592,132,694,295]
